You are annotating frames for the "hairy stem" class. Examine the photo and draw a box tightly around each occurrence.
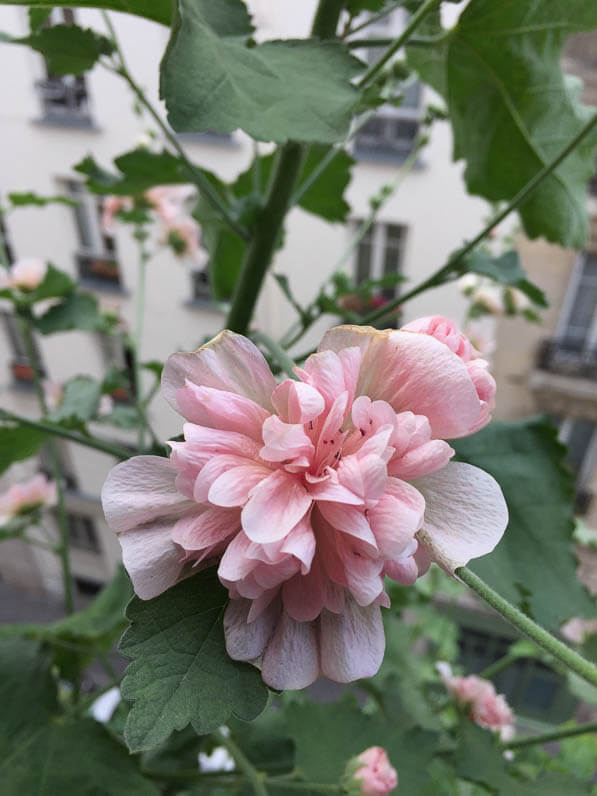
[362,110,597,326]
[503,720,597,750]
[100,11,248,242]
[345,1,406,37]
[457,567,597,689]
[213,729,268,796]
[17,310,74,614]
[358,0,443,88]
[0,408,133,460]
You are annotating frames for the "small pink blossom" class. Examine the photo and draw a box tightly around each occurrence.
[102,322,508,689]
[437,662,515,741]
[0,258,47,291]
[353,747,398,795]
[101,196,133,235]
[145,185,196,225]
[43,379,64,412]
[0,474,57,525]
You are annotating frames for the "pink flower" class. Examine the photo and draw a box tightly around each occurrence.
[145,185,196,225]
[101,196,133,235]
[43,379,64,412]
[102,322,508,689]
[0,258,47,291]
[353,747,398,795]
[0,474,57,525]
[437,662,515,741]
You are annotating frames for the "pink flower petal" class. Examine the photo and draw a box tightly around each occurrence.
[280,514,316,573]
[317,501,378,552]
[183,423,261,459]
[318,326,482,439]
[241,470,312,544]
[384,555,419,586]
[261,611,320,690]
[218,531,255,583]
[208,463,272,507]
[282,560,327,622]
[193,454,263,503]
[162,330,276,414]
[368,477,425,558]
[388,439,454,480]
[412,462,508,573]
[171,507,240,551]
[320,598,385,682]
[336,451,388,502]
[176,382,269,440]
[101,455,194,533]
[224,597,279,661]
[336,534,385,605]
[272,379,325,424]
[260,416,314,463]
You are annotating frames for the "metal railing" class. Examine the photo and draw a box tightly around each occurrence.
[536,338,597,380]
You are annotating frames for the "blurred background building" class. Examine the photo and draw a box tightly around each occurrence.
[0,1,595,729]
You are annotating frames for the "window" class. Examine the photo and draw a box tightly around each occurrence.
[98,333,136,402]
[74,576,103,598]
[65,181,122,287]
[1,312,43,384]
[558,417,597,515]
[35,9,92,126]
[353,9,422,161]
[355,222,406,301]
[68,513,101,552]
[558,252,597,350]
[190,269,212,303]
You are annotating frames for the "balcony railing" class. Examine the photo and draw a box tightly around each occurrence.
[537,339,597,380]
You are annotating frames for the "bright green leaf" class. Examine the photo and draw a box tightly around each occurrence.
[119,567,269,752]
[8,191,77,208]
[0,424,48,475]
[35,292,107,334]
[161,0,361,143]
[0,0,173,26]
[423,1,597,247]
[48,375,101,427]
[453,418,597,631]
[16,24,115,75]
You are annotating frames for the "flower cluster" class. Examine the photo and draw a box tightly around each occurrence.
[102,317,508,689]
[437,662,515,741]
[0,474,57,525]
[0,258,47,291]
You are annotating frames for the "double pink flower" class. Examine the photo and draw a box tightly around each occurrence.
[102,318,508,689]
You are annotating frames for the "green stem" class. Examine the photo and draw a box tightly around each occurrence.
[0,210,10,268]
[503,720,597,750]
[100,12,248,243]
[311,0,346,39]
[457,567,597,689]
[361,110,597,326]
[133,232,148,452]
[265,780,339,793]
[0,408,133,460]
[17,311,74,614]
[213,729,268,796]
[358,0,442,88]
[252,331,300,379]
[479,652,518,680]
[345,0,406,37]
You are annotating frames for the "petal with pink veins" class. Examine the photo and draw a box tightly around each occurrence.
[162,330,276,414]
[307,477,364,506]
[241,470,312,544]
[218,531,256,583]
[208,463,272,507]
[384,555,419,586]
[282,558,327,622]
[320,597,385,682]
[272,379,325,424]
[101,455,194,533]
[368,477,424,558]
[318,326,482,439]
[171,507,240,551]
[261,611,320,690]
[176,382,269,440]
[193,454,264,503]
[260,415,314,463]
[317,501,377,552]
[412,462,508,573]
[337,452,388,502]
[388,439,454,480]
[224,597,280,661]
[337,535,385,605]
[281,514,316,573]
[183,423,261,459]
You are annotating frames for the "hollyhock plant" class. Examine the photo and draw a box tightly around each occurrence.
[437,662,515,741]
[102,318,508,689]
[347,747,398,795]
[0,473,57,525]
[0,258,47,291]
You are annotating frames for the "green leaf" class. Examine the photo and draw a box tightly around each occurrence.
[28,7,52,31]
[119,567,269,752]
[8,263,75,306]
[8,191,77,208]
[453,418,597,631]
[347,0,385,13]
[48,375,101,427]
[161,0,361,143]
[462,250,548,307]
[427,1,597,247]
[35,292,107,334]
[16,24,115,75]
[100,404,141,429]
[0,424,48,475]
[75,149,191,195]
[0,0,173,27]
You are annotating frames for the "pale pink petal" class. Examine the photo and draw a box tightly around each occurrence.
[193,454,264,503]
[271,379,325,424]
[317,501,377,552]
[280,514,316,573]
[336,452,388,502]
[183,423,261,459]
[368,478,424,558]
[176,382,269,440]
[307,476,364,506]
[218,531,255,583]
[320,598,385,682]
[101,455,194,533]
[261,612,320,690]
[253,556,301,589]
[171,507,240,551]
[260,416,314,463]
[412,462,508,573]
[282,560,326,622]
[388,439,454,480]
[302,350,348,409]
[402,315,474,361]
[241,470,312,544]
[336,535,385,605]
[318,326,482,439]
[224,597,279,661]
[208,463,272,507]
[384,555,419,586]
[162,330,276,414]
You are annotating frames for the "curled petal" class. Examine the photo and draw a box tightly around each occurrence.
[412,462,508,573]
[261,612,320,690]
[241,470,312,544]
[176,382,269,440]
[224,597,279,661]
[320,598,385,682]
[272,379,325,424]
[368,477,424,558]
[162,330,277,414]
[260,415,314,463]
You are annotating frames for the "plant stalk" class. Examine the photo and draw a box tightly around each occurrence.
[133,232,148,452]
[362,110,597,326]
[502,720,597,750]
[213,729,268,796]
[457,567,597,689]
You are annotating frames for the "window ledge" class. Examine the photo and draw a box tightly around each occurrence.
[32,115,101,132]
[78,277,129,296]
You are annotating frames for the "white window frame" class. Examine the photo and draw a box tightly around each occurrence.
[558,418,597,490]
[353,221,407,290]
[556,252,597,350]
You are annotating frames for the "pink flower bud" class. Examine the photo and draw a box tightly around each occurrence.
[2,258,47,291]
[0,474,57,525]
[354,747,398,795]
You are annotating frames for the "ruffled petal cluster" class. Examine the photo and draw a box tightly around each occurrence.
[352,747,398,796]
[102,318,508,689]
